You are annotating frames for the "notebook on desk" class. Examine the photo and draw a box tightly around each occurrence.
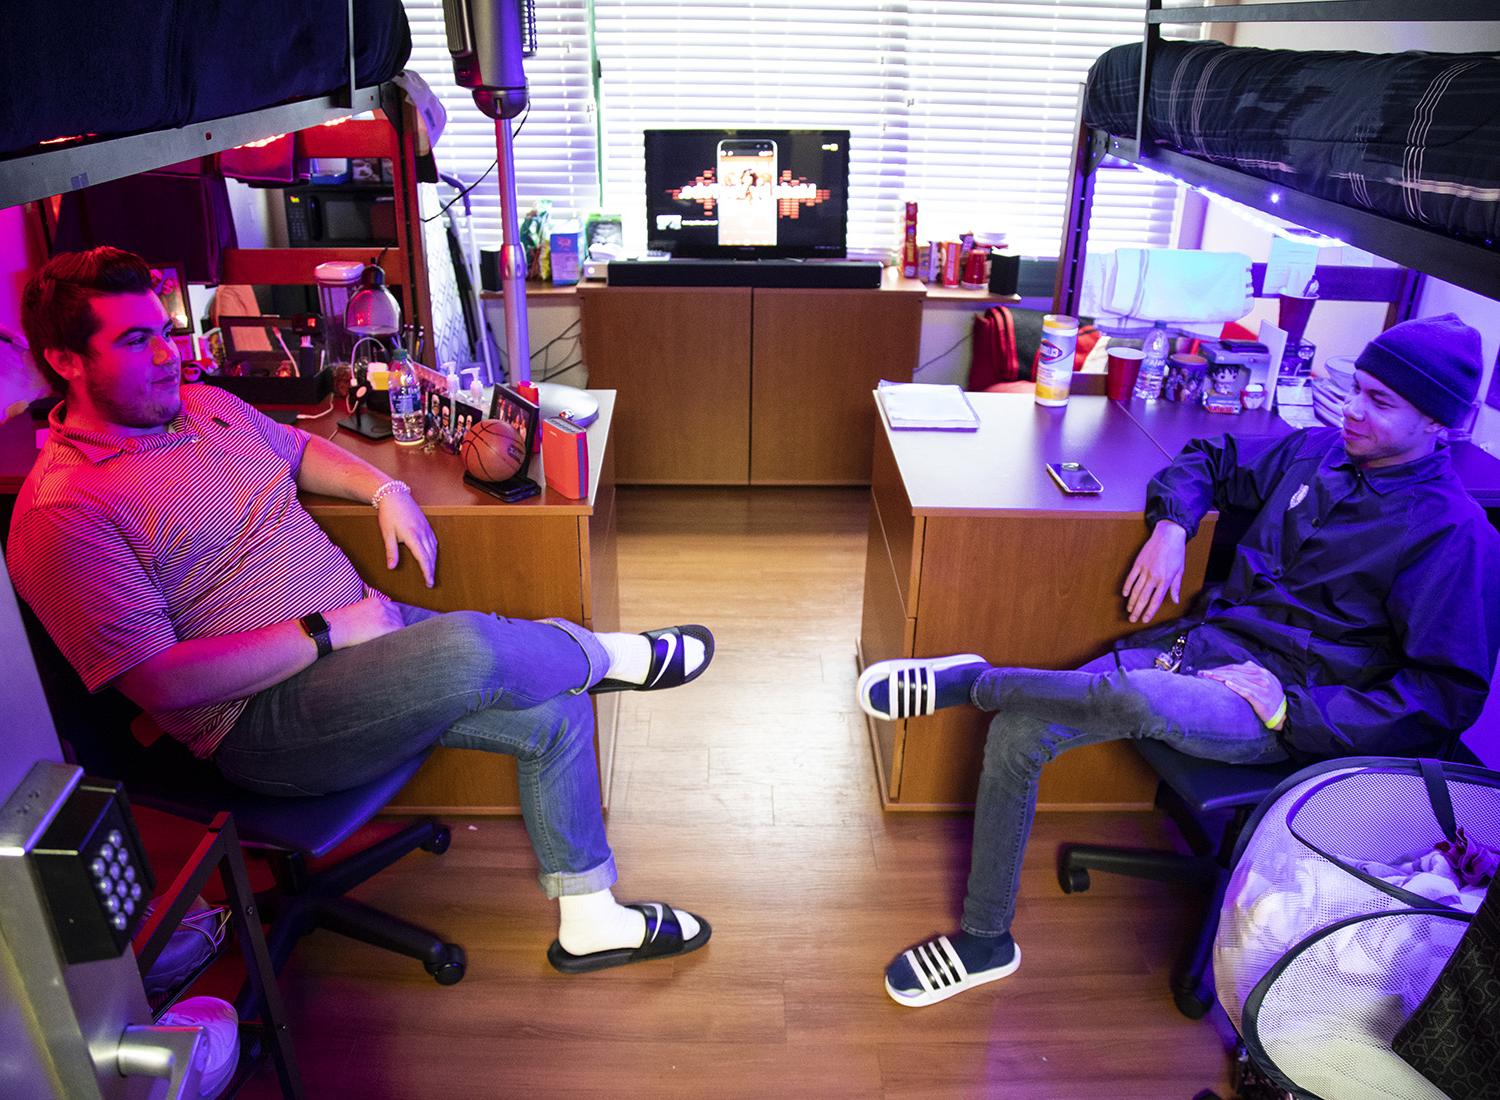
[877,381,980,431]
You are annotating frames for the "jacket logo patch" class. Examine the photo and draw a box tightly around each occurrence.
[1288,483,1310,510]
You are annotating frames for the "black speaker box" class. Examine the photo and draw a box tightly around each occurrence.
[606,259,882,289]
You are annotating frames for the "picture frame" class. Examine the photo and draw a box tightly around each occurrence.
[149,262,191,335]
[489,383,540,480]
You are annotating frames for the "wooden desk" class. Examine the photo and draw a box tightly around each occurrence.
[297,392,620,815]
[859,393,1216,810]
[579,269,925,486]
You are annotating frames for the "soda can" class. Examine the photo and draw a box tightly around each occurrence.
[1034,313,1080,407]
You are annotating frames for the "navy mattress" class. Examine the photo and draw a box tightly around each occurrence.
[1084,41,1500,249]
[0,0,410,158]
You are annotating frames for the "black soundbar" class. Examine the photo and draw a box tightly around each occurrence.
[606,259,883,289]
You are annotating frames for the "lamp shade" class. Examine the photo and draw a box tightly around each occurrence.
[345,264,401,337]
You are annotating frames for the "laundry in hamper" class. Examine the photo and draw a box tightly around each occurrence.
[1213,757,1500,1100]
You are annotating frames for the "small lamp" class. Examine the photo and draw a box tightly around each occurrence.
[344,264,401,338]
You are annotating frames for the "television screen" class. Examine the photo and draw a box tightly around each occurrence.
[643,129,850,259]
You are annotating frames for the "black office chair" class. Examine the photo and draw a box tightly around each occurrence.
[1057,736,1482,1019]
[19,606,467,987]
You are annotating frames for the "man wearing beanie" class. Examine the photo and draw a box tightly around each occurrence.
[862,313,1500,1008]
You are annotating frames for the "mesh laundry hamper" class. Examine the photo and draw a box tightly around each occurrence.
[1213,756,1500,1100]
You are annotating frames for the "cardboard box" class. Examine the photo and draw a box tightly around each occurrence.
[541,416,589,499]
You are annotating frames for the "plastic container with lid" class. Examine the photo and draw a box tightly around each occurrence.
[1033,314,1080,407]
[314,260,366,362]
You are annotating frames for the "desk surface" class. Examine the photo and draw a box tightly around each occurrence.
[299,391,614,516]
[877,392,1168,518]
[0,390,616,514]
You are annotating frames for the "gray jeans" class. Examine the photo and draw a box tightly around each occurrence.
[962,647,1287,937]
[215,603,617,898]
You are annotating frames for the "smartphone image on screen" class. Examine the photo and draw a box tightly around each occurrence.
[1046,461,1104,495]
[716,138,778,246]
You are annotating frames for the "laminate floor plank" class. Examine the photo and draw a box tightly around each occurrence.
[241,487,1233,1098]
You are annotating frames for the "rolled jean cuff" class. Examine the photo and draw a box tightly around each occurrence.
[541,618,611,694]
[538,853,618,899]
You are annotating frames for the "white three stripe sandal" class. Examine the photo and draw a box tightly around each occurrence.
[857,654,985,721]
[885,934,1022,1008]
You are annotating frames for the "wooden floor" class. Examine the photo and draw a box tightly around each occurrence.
[245,488,1234,1098]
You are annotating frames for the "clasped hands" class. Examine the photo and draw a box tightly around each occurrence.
[1124,521,1286,729]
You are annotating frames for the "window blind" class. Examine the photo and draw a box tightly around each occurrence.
[401,1,1182,256]
[402,0,598,245]
[592,0,1183,257]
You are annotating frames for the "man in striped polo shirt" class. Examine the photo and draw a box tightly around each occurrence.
[9,247,712,974]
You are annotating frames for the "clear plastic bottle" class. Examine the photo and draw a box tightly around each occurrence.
[388,348,425,445]
[1132,321,1171,401]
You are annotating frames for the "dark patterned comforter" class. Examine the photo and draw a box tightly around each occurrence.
[1084,41,1500,249]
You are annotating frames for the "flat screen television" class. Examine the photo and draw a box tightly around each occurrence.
[643,129,850,259]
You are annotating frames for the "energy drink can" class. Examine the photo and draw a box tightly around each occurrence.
[1034,313,1080,407]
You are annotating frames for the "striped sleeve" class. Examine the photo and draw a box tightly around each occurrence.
[9,505,178,692]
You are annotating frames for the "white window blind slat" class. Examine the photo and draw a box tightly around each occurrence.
[401,0,1182,258]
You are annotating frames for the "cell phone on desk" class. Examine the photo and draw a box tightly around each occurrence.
[464,471,541,503]
[1046,461,1104,495]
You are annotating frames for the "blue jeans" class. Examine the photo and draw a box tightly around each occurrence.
[214,604,616,898]
[961,648,1287,937]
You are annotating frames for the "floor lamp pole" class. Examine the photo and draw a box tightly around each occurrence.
[494,114,531,385]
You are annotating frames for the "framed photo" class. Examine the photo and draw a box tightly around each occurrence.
[149,263,191,335]
[490,383,540,479]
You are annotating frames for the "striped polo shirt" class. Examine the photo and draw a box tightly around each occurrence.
[8,383,371,758]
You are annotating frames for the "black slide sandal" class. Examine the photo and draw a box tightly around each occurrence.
[546,903,712,974]
[589,625,715,694]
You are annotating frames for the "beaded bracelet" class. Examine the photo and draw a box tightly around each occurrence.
[370,479,412,508]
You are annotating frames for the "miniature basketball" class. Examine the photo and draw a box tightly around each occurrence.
[461,418,527,483]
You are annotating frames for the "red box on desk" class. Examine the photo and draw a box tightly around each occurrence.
[541,416,589,499]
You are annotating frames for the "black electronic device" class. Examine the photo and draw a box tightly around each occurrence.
[284,185,398,248]
[442,0,535,120]
[644,129,851,260]
[464,471,541,502]
[1046,461,1104,495]
[32,778,156,964]
[606,258,880,289]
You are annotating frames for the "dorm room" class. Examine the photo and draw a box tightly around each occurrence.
[2,3,1499,1098]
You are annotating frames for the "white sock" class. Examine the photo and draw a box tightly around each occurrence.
[597,632,706,686]
[556,888,701,956]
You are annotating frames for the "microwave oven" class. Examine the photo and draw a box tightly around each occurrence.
[284,185,398,247]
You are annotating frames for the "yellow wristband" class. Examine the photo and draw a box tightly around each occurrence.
[1264,696,1288,731]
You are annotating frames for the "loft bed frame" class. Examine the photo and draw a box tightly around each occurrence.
[0,1,434,360]
[1054,0,1500,319]
[2,83,435,365]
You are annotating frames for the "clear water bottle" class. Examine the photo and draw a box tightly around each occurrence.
[388,349,425,445]
[1132,321,1170,401]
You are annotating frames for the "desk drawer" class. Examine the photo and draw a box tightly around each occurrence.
[870,429,920,615]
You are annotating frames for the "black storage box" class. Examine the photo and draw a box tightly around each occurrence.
[204,368,332,406]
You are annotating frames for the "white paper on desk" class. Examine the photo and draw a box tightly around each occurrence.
[1256,320,1289,412]
[1263,237,1319,296]
[877,381,980,430]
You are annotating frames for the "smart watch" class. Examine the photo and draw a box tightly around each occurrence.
[298,612,333,659]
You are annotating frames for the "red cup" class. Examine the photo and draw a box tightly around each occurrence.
[1106,346,1145,401]
[1277,294,1317,348]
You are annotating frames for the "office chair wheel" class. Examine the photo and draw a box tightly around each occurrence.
[425,943,467,985]
[1058,866,1091,894]
[1172,983,1212,1020]
[420,826,452,855]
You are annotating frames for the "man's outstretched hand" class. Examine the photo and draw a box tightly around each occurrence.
[1197,661,1286,728]
[1124,520,1186,623]
[377,491,438,588]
